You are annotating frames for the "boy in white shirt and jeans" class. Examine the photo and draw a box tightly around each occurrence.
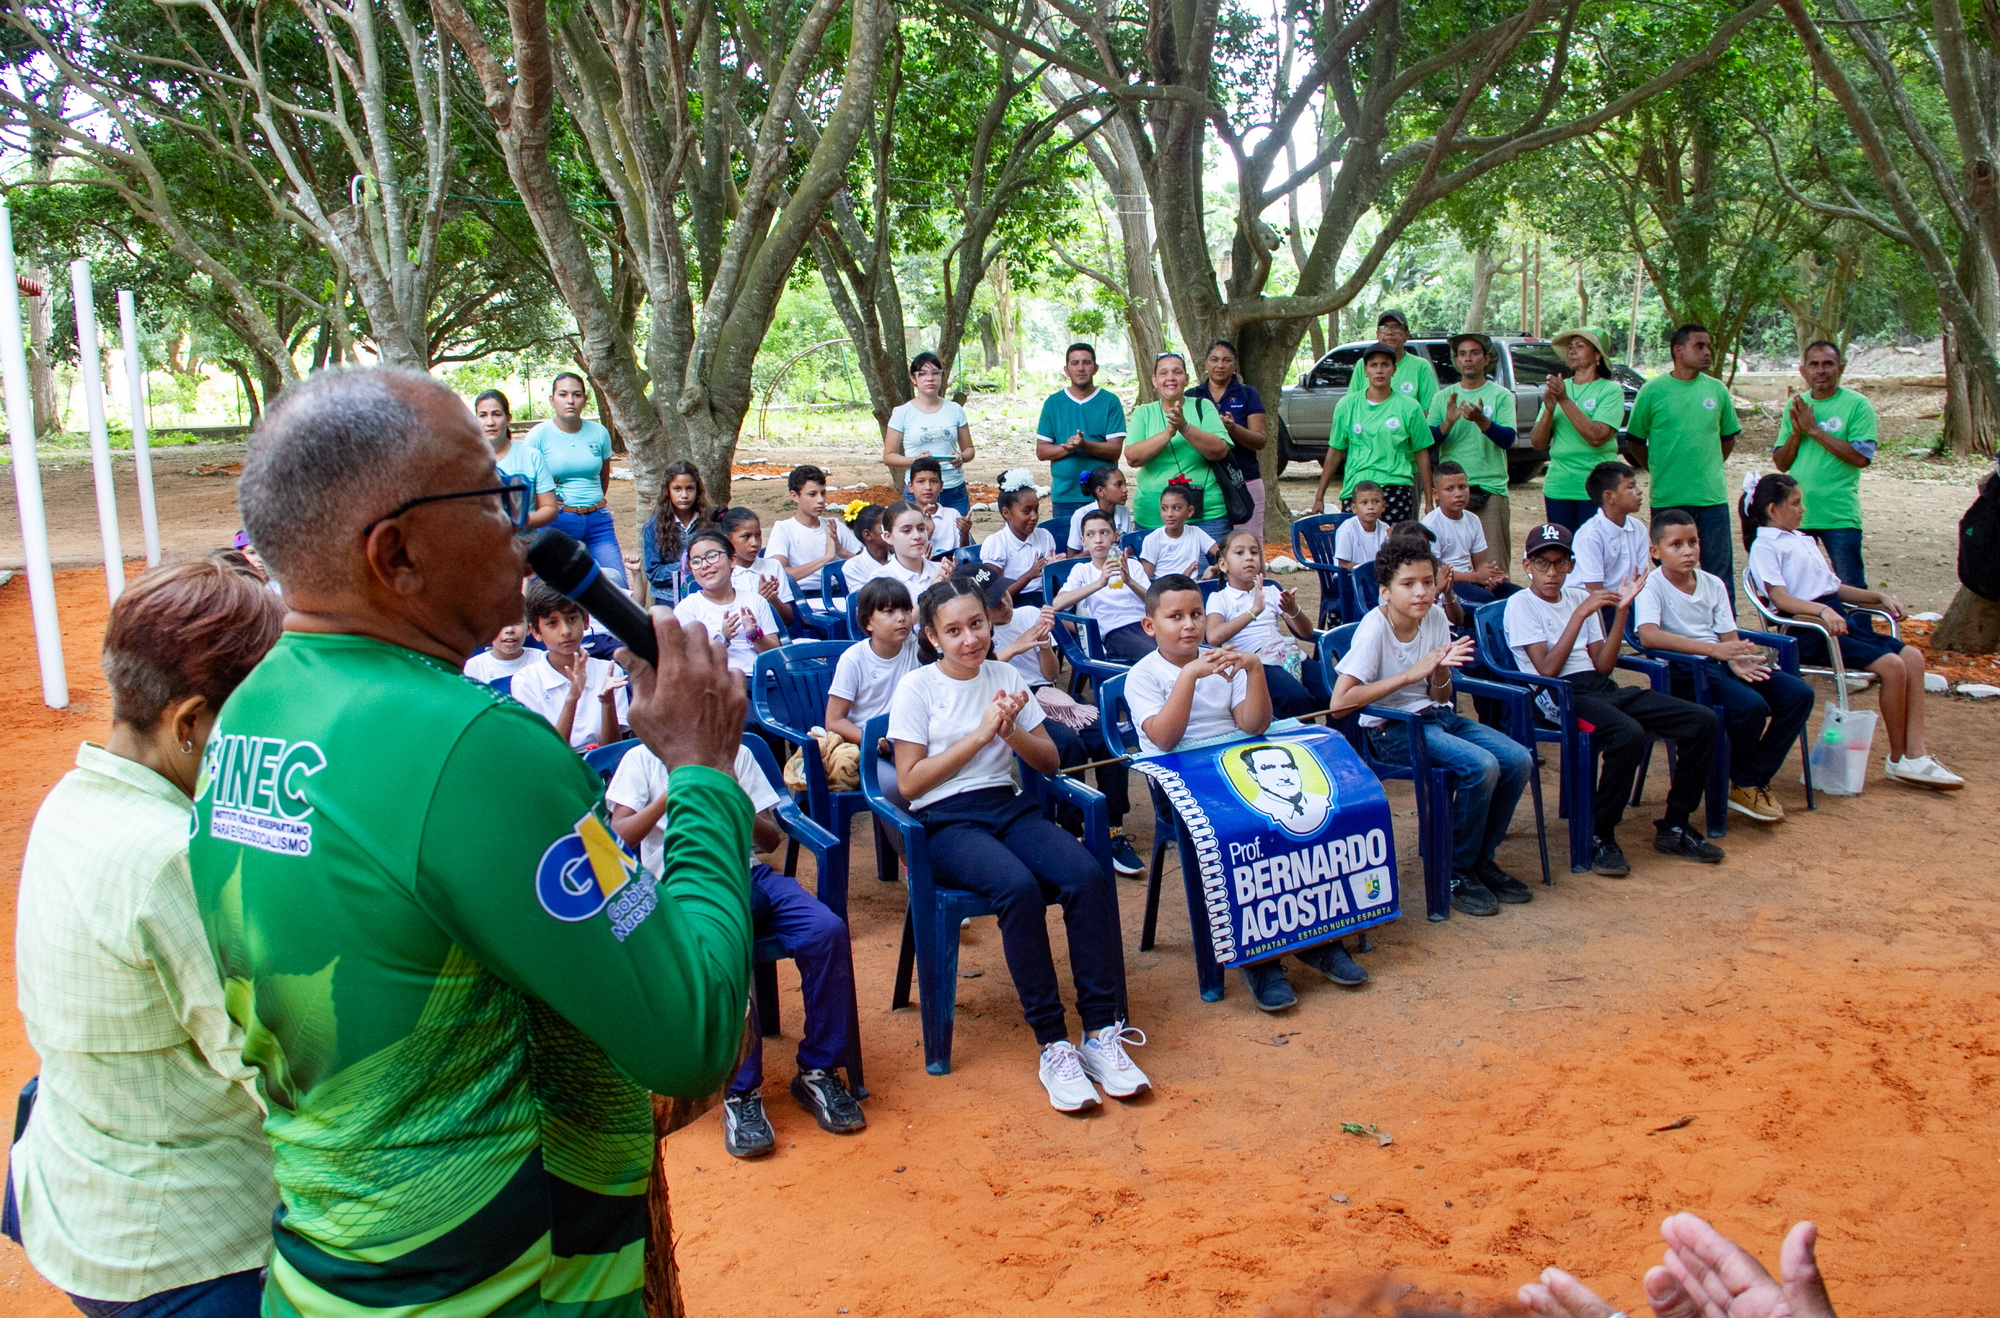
[1334,538,1534,918]
[1502,523,1721,876]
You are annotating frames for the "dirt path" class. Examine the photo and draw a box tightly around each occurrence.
[1,412,1996,1314]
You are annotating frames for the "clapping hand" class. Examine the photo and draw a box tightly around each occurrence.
[1788,390,1819,439]
[721,610,746,639]
[757,573,782,605]
[1578,585,1622,619]
[1163,397,1184,431]
[1544,373,1568,404]
[979,688,1031,742]
[1444,395,1465,428]
[1617,568,1649,607]
[1277,586,1301,618]
[602,668,629,698]
[1022,605,1056,647]
[1727,654,1774,682]
[955,514,972,541]
[564,648,590,700]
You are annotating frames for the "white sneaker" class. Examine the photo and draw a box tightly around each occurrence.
[1886,754,1965,789]
[1079,1022,1151,1099]
[1037,1040,1101,1112]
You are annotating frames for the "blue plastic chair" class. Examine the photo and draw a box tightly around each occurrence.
[582,737,640,780]
[858,712,1121,1075]
[951,546,984,572]
[1624,613,1816,819]
[1119,529,1149,562]
[739,734,865,1093]
[1094,673,1176,953]
[1471,600,1701,870]
[486,675,514,696]
[1290,513,1353,627]
[750,641,896,893]
[1041,557,1128,698]
[1318,625,1550,916]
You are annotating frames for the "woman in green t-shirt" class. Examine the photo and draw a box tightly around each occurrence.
[1126,352,1233,539]
[1532,328,1625,533]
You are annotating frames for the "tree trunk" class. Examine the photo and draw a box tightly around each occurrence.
[1465,245,1513,331]
[221,358,264,424]
[1932,585,2000,654]
[1943,238,1999,457]
[976,312,999,368]
[1575,259,1591,327]
[23,262,61,437]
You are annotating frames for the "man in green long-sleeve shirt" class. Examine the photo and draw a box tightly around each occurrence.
[190,367,754,1318]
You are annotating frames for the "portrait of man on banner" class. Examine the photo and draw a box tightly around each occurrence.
[1227,742,1334,837]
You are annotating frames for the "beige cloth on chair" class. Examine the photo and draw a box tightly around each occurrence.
[784,725,860,793]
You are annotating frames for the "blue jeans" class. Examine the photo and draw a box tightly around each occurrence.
[1543,497,1596,535]
[1367,709,1532,873]
[732,864,854,1092]
[916,787,1123,1044]
[68,1271,266,1318]
[1195,516,1234,544]
[938,483,971,515]
[552,506,627,588]
[1656,503,1734,608]
[1667,662,1815,791]
[1263,658,1329,720]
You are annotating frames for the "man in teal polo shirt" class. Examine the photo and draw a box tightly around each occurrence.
[1774,339,1877,591]
[1036,342,1127,549]
[1625,323,1741,602]
[1375,309,1438,415]
[191,367,755,1318]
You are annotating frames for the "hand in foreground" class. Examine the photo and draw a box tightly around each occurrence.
[1727,655,1774,682]
[1519,1266,1621,1318]
[622,609,744,774]
[1647,1215,1836,1318]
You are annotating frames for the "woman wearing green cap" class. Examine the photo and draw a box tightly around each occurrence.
[1532,328,1624,533]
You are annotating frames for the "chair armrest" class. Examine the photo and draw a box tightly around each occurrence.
[1023,764,1110,874]
[1614,654,1669,691]
[1452,674,1535,745]
[1295,553,1341,575]
[774,797,840,861]
[1847,606,1901,639]
[1737,628,1801,673]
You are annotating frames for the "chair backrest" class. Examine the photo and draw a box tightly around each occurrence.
[821,567,850,606]
[951,546,983,572]
[1094,671,1140,756]
[1119,529,1148,561]
[1340,562,1374,622]
[739,733,787,796]
[1290,512,1351,567]
[1040,555,1091,601]
[1472,598,1521,674]
[858,712,912,813]
[752,640,856,740]
[583,737,641,783]
[486,674,514,696]
[1740,566,1786,625]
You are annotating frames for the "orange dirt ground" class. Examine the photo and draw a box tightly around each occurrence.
[3,565,1999,1316]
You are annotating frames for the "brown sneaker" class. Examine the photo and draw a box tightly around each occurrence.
[1727,785,1784,823]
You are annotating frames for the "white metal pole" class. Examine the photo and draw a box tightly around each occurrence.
[117,290,159,566]
[69,259,123,602]
[0,205,68,708]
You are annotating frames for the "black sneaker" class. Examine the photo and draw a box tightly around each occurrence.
[1295,940,1369,985]
[1591,838,1631,878]
[1449,874,1500,916]
[722,1089,775,1159]
[1654,824,1725,865]
[1108,831,1145,877]
[1475,859,1533,904]
[1238,961,1298,1011]
[790,1068,867,1134]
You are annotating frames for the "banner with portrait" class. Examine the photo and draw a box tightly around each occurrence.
[1132,723,1399,967]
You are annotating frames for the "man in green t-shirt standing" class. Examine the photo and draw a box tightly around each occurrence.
[1429,332,1518,565]
[191,367,756,1318]
[1036,342,1127,549]
[1375,308,1438,414]
[1625,323,1742,602]
[1774,338,1878,591]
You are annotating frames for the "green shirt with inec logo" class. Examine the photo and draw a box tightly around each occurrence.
[188,630,753,1318]
[1536,375,1628,501]
[1427,379,1514,496]
[1775,386,1877,531]
[1327,390,1434,499]
[1388,349,1438,412]
[1624,371,1740,509]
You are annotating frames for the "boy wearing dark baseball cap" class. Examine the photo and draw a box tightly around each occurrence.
[1499,523,1723,875]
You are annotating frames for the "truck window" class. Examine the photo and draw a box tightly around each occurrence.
[1307,347,1362,389]
[1509,346,1567,386]
[1424,341,1461,386]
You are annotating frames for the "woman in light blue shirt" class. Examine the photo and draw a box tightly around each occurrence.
[524,372,625,584]
[884,352,975,513]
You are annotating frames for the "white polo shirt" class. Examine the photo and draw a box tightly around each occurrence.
[1574,510,1650,589]
[1124,650,1251,755]
[980,525,1058,597]
[511,653,631,748]
[1748,526,1842,603]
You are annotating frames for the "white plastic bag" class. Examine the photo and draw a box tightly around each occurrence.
[1804,701,1877,796]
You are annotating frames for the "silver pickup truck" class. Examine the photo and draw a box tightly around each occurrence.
[1275,335,1643,484]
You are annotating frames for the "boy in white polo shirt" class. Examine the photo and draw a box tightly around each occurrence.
[1573,461,1650,593]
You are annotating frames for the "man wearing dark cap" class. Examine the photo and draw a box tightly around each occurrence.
[1430,332,1517,562]
[1501,521,1722,876]
[1312,341,1435,523]
[1375,310,1438,413]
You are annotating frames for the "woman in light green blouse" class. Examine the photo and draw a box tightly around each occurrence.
[1126,351,1234,540]
[10,561,284,1316]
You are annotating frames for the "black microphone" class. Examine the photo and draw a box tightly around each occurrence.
[524,529,658,667]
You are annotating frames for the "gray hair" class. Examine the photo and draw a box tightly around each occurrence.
[238,367,440,594]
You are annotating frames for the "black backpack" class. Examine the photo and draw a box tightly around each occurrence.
[1961,471,2000,602]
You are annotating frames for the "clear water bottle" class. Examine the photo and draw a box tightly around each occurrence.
[1810,723,1841,775]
